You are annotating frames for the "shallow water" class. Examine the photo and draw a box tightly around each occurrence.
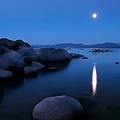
[0,48,120,120]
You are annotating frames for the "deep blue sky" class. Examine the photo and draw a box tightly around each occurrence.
[0,0,120,45]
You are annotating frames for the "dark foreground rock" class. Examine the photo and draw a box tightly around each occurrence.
[33,95,83,120]
[0,69,13,79]
[37,48,72,62]
[0,46,25,71]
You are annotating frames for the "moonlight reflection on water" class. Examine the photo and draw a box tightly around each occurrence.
[92,63,97,96]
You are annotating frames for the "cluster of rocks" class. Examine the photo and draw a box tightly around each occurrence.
[0,38,72,79]
[0,38,89,78]
[0,38,86,119]
[90,48,113,52]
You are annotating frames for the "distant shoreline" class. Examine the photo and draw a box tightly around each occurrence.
[32,42,120,48]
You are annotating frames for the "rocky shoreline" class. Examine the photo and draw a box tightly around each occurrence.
[0,38,89,79]
[0,38,88,119]
[0,38,73,78]
[0,38,116,120]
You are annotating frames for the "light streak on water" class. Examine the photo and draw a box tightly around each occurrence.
[92,63,97,96]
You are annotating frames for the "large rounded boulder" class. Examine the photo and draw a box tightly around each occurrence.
[0,46,25,71]
[33,95,83,120]
[16,47,39,63]
[37,48,72,62]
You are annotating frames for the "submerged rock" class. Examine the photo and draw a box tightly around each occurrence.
[48,67,58,71]
[33,95,83,120]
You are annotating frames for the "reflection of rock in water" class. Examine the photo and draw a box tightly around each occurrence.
[70,96,97,120]
[40,61,71,73]
[73,97,86,105]
[80,97,97,110]
[0,73,24,89]
[0,85,4,102]
[85,99,97,109]
[107,104,120,111]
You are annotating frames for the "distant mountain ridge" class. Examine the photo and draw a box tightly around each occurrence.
[32,42,120,48]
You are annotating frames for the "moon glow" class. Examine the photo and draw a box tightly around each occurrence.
[92,13,97,18]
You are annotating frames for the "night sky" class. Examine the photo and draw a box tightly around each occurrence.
[0,0,120,45]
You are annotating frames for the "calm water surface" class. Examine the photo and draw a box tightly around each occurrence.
[0,48,120,120]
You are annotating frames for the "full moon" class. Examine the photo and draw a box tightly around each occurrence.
[92,13,97,18]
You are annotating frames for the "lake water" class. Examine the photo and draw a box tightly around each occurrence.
[0,48,120,120]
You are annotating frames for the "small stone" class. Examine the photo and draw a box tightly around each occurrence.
[82,57,88,59]
[24,66,38,77]
[48,67,58,71]
[32,61,45,70]
[115,61,119,64]
[70,53,83,58]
